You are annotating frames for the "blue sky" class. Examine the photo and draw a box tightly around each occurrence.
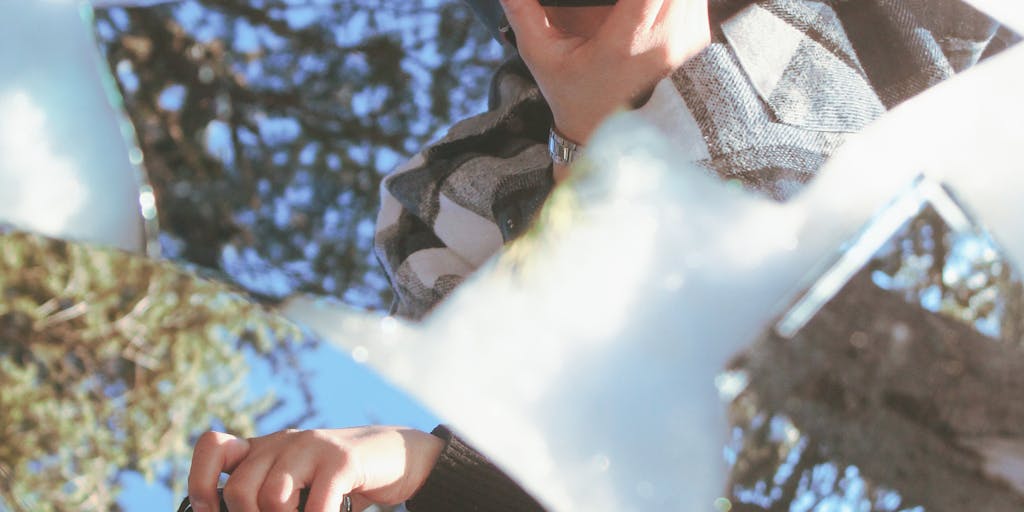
[117,333,439,510]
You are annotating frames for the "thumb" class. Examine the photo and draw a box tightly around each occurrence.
[501,0,555,50]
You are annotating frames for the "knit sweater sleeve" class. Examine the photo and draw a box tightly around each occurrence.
[406,425,546,512]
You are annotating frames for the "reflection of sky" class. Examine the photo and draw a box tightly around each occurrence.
[247,337,439,434]
[870,208,1018,340]
[96,0,503,303]
[88,0,497,507]
[116,331,438,510]
[788,464,924,512]
[99,0,460,504]
[166,0,480,167]
[105,0,497,169]
[731,415,925,512]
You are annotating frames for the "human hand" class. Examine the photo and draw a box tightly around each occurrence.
[187,426,444,512]
[501,0,710,145]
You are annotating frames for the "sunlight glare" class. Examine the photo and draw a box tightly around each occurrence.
[0,90,88,236]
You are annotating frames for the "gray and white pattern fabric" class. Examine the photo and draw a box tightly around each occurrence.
[375,0,1017,320]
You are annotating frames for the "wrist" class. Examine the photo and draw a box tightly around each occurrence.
[550,79,664,143]
[409,428,445,473]
[553,162,572,184]
[549,127,583,163]
[548,127,584,185]
[551,120,594,147]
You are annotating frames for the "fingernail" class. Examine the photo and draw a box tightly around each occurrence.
[191,501,210,512]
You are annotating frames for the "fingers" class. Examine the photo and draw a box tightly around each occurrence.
[188,431,250,512]
[304,457,360,512]
[188,427,429,512]
[500,0,556,50]
[600,0,708,72]
[652,0,711,65]
[654,0,683,26]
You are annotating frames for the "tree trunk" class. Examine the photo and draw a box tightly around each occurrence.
[731,269,1024,510]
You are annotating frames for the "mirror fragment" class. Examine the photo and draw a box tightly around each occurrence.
[729,179,1024,510]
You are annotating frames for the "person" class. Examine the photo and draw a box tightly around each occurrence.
[187,0,1016,510]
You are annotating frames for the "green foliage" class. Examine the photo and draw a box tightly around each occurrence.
[869,205,1024,343]
[0,231,310,511]
[93,0,507,307]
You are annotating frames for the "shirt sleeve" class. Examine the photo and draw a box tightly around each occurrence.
[406,425,546,512]
[373,57,554,320]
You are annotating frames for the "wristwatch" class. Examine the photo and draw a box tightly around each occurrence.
[548,128,583,165]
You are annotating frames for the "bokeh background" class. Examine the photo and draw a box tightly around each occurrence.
[94,0,509,309]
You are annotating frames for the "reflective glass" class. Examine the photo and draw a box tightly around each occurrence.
[0,229,435,511]
[93,0,507,308]
[727,179,1024,511]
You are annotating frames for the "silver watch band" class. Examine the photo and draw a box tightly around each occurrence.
[548,128,582,165]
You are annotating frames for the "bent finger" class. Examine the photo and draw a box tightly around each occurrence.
[304,459,360,512]
[349,495,372,512]
[602,0,666,41]
[188,431,250,512]
[652,0,711,64]
[222,450,278,512]
[257,454,314,512]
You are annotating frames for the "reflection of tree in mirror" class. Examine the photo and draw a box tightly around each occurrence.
[724,205,1024,511]
[869,205,1024,344]
[93,0,506,309]
[0,231,314,511]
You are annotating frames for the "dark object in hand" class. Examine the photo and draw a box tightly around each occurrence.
[176,488,351,512]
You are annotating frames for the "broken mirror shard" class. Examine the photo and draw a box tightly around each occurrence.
[0,230,435,511]
[723,176,1024,511]
[0,2,158,256]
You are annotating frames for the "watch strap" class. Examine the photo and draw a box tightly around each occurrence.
[548,128,582,165]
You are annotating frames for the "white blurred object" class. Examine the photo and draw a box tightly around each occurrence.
[966,0,1024,34]
[961,437,1024,495]
[288,39,1024,512]
[0,1,157,255]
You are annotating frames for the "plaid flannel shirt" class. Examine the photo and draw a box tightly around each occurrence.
[375,0,1017,321]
